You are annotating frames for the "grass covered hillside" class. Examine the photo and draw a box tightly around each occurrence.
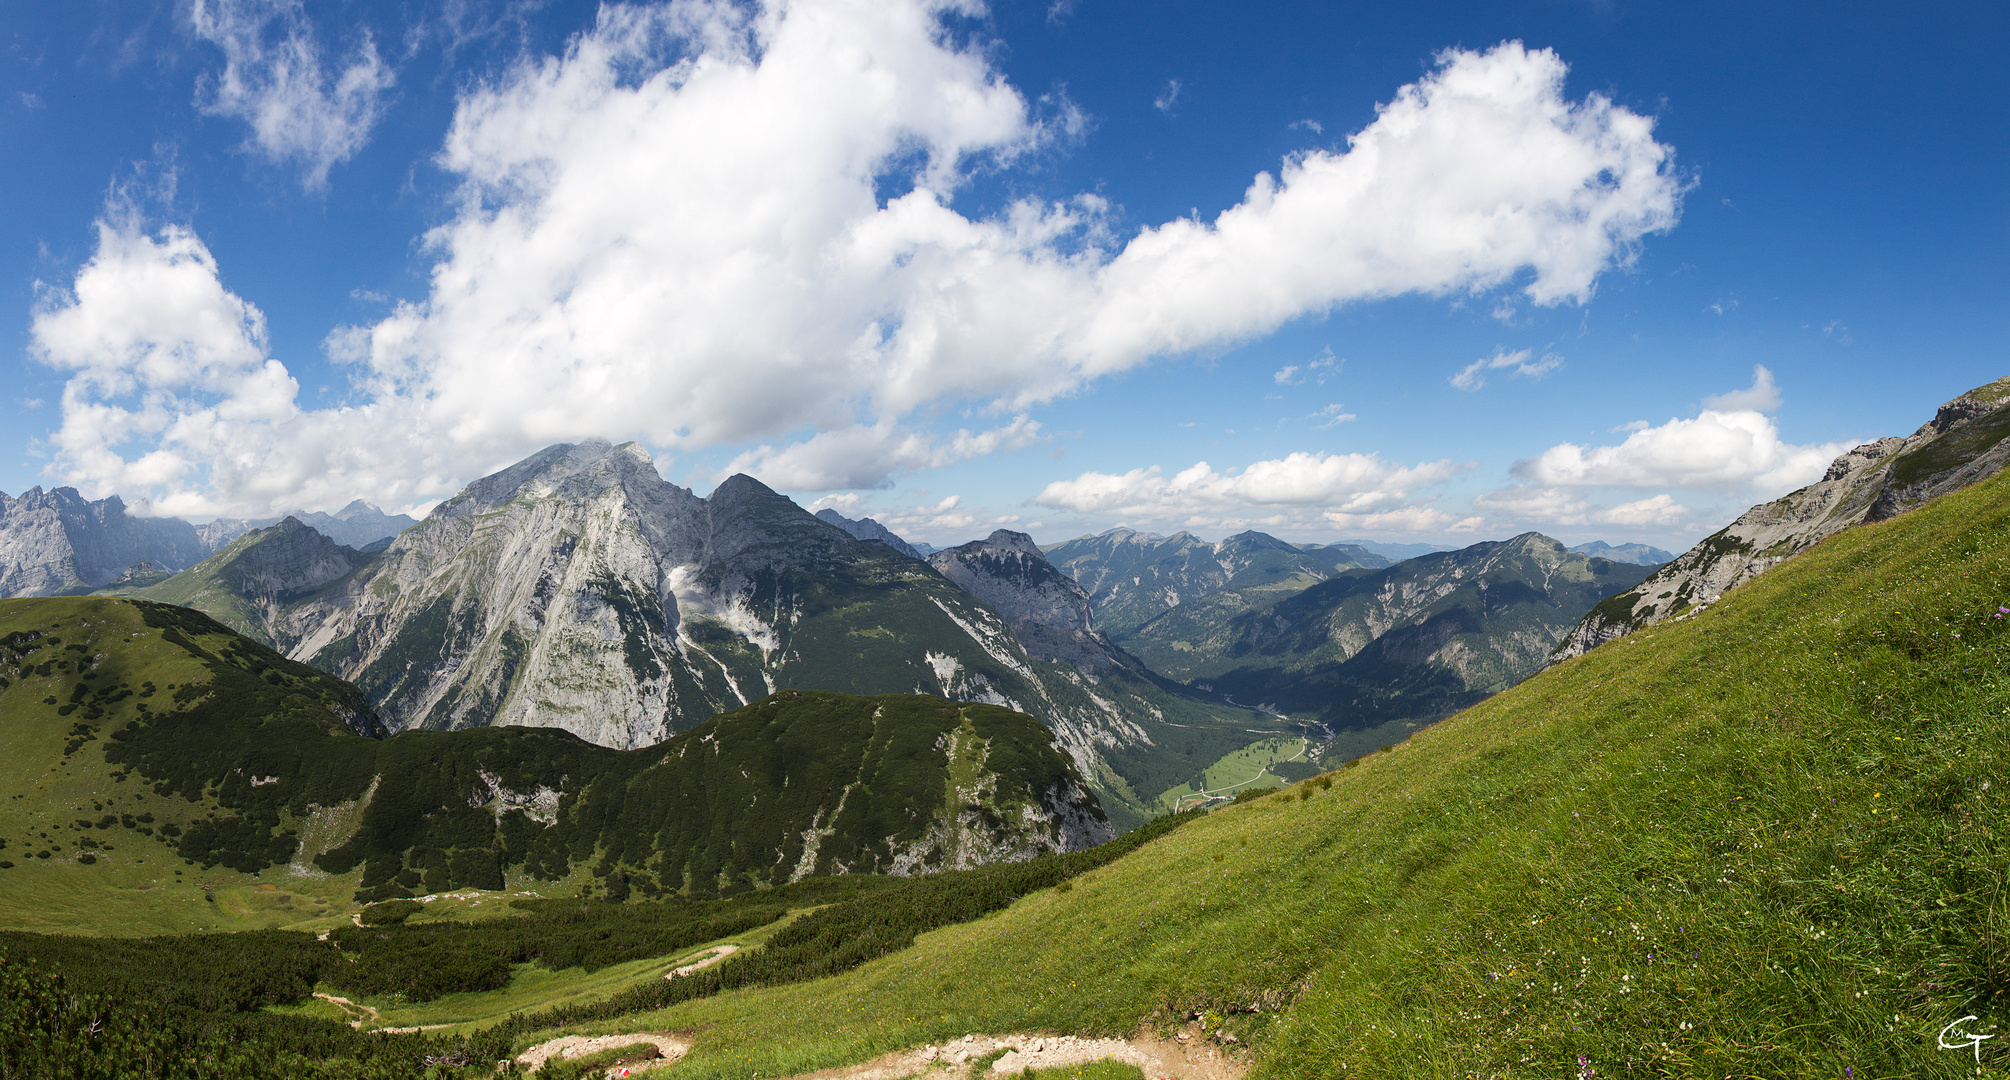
[529,456,2010,1077]
[0,597,1110,935]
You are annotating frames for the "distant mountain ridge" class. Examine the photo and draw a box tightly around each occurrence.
[194,500,417,553]
[1568,540,1674,565]
[1041,527,1392,641]
[1128,532,1655,758]
[814,508,929,559]
[1551,376,2010,663]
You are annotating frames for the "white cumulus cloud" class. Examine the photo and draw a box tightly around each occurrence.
[35,4,1683,514]
[1513,408,1849,493]
[1032,451,1466,531]
[1702,364,1782,412]
[190,0,394,189]
[1473,484,1690,528]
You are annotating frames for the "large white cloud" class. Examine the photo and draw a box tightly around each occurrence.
[36,1,1683,515]
[190,0,395,189]
[1031,451,1470,534]
[1470,365,1854,537]
[1513,409,1849,492]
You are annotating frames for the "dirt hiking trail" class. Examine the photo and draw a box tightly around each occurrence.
[516,1029,1245,1079]
[664,944,739,978]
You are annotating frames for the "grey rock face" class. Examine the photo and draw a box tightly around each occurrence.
[0,488,206,597]
[1550,376,2010,664]
[928,530,1113,673]
[814,508,926,559]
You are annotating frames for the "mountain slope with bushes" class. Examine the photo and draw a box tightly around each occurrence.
[0,598,1109,926]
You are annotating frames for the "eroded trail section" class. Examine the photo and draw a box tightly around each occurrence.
[772,1031,1246,1080]
[517,1032,690,1074]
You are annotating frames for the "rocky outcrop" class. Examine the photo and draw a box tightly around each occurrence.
[0,488,206,597]
[1550,376,2010,664]
[814,508,927,559]
[929,530,1113,673]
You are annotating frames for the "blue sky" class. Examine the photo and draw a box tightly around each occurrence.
[2,1,2003,549]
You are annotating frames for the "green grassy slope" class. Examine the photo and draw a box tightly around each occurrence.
[571,467,2010,1079]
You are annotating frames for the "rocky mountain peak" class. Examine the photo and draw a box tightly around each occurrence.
[438,439,663,516]
[930,534,1110,672]
[980,529,1046,559]
[1220,530,1298,554]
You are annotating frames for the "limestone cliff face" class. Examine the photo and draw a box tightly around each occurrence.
[1550,377,2010,664]
[928,530,1112,673]
[0,488,206,597]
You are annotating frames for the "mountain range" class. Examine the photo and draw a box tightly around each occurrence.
[101,441,1288,826]
[193,500,417,553]
[1041,527,1394,641]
